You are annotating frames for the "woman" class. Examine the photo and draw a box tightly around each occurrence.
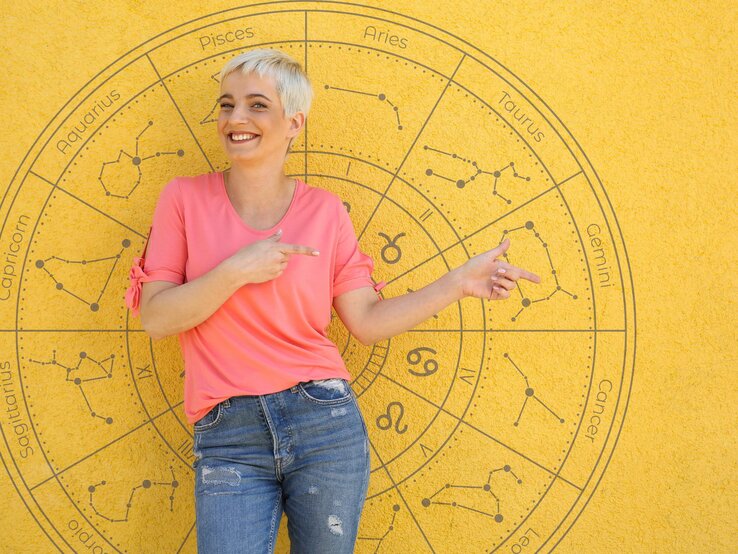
[126,49,540,553]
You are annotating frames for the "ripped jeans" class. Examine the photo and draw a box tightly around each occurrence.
[192,378,371,553]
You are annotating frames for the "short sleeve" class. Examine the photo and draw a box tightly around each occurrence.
[332,201,385,299]
[125,179,187,316]
[143,179,187,284]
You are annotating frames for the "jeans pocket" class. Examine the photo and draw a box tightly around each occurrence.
[193,401,226,432]
[297,378,353,405]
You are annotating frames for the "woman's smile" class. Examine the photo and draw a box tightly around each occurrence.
[229,132,259,143]
[227,132,260,145]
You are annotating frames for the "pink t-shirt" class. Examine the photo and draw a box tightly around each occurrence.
[125,172,383,425]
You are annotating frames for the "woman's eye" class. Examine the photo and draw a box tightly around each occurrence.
[219,103,233,109]
[252,103,266,109]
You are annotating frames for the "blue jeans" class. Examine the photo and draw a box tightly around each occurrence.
[192,378,371,553]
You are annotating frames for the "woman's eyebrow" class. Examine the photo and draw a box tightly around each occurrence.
[217,93,272,102]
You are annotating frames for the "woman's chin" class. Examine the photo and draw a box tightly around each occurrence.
[225,151,262,165]
[225,148,285,167]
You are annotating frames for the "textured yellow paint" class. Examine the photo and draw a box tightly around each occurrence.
[0,1,735,553]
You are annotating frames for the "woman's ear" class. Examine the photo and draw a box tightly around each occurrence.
[286,111,306,138]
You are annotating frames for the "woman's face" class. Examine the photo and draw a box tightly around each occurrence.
[217,71,303,166]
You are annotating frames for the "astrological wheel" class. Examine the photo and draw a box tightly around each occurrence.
[0,2,635,553]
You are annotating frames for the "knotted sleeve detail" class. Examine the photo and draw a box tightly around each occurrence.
[125,257,155,317]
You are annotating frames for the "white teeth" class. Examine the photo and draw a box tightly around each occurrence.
[231,133,257,141]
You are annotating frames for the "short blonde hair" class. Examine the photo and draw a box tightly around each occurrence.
[219,49,313,117]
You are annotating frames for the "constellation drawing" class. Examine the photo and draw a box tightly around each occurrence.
[88,466,180,522]
[324,84,403,130]
[503,353,565,427]
[421,465,523,523]
[98,121,185,198]
[499,221,577,321]
[28,350,116,424]
[200,71,223,124]
[423,145,530,204]
[35,239,133,311]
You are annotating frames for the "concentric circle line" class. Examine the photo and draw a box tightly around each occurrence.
[141,319,192,440]
[178,521,196,553]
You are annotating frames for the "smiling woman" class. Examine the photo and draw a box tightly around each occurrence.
[125,47,539,554]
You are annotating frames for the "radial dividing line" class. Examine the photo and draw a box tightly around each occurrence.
[303,11,309,181]
[29,170,147,239]
[386,171,582,287]
[357,54,466,241]
[30,400,183,491]
[145,53,214,172]
[377,371,583,491]
[367,434,436,553]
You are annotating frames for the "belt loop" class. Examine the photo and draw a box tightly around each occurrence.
[222,398,231,408]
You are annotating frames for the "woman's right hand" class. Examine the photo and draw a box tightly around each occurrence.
[222,229,319,286]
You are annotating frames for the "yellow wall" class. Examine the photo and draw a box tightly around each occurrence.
[0,1,734,552]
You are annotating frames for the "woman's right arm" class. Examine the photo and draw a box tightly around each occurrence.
[139,262,241,340]
[139,229,318,340]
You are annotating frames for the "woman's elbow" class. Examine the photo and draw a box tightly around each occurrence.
[354,328,382,346]
[140,311,167,341]
[146,329,166,341]
[141,323,164,341]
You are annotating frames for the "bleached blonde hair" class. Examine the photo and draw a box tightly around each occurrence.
[219,48,313,117]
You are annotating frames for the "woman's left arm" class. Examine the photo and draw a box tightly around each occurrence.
[333,238,540,345]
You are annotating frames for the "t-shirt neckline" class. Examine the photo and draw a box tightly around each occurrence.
[218,171,303,234]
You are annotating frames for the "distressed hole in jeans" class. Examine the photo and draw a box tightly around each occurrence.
[201,466,241,486]
[328,514,343,536]
[331,406,347,417]
[313,378,346,393]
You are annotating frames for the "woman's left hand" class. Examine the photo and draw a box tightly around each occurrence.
[458,238,541,300]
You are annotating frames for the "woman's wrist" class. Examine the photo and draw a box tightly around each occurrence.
[448,266,467,301]
[217,258,250,290]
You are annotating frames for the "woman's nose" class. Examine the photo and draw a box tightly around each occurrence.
[229,104,251,123]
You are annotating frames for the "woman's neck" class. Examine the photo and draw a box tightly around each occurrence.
[223,164,294,207]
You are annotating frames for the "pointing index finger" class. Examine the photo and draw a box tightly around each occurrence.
[521,269,541,283]
[280,243,320,256]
